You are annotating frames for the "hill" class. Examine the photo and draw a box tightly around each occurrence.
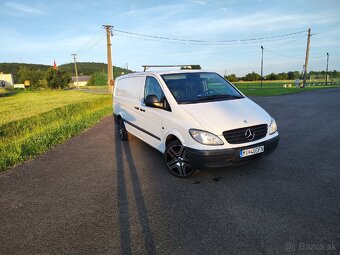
[0,63,50,75]
[58,62,130,77]
[0,62,132,82]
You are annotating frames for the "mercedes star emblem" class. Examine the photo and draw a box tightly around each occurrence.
[245,128,255,141]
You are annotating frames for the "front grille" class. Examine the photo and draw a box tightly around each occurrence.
[223,124,268,144]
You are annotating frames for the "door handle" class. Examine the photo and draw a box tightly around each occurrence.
[140,108,145,112]
[134,106,139,110]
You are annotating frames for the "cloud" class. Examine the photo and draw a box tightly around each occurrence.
[0,30,107,65]
[188,0,231,10]
[169,11,333,39]
[121,3,184,18]
[114,3,335,44]
[190,0,207,5]
[3,2,48,16]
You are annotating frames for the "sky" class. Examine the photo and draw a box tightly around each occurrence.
[0,0,339,76]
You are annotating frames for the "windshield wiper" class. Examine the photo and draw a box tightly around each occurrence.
[196,94,243,101]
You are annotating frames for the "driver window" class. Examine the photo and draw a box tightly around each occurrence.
[144,76,165,102]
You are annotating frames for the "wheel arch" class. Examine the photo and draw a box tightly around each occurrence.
[164,130,186,148]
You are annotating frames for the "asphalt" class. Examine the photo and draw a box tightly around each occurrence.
[0,88,339,255]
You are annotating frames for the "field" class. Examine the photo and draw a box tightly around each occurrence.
[233,80,340,96]
[210,79,340,96]
[0,90,112,171]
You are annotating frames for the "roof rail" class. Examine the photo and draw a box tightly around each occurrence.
[142,65,197,72]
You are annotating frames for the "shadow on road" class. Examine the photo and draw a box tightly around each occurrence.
[114,124,156,255]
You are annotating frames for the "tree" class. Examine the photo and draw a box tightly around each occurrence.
[17,66,46,89]
[266,73,277,80]
[276,72,288,80]
[88,72,107,86]
[181,65,201,70]
[244,72,261,81]
[0,63,50,83]
[332,70,340,78]
[225,74,238,82]
[45,68,71,89]
[287,71,300,80]
[287,71,295,80]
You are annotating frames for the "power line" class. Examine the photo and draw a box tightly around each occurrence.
[71,29,107,58]
[113,29,307,45]
[264,48,297,58]
[265,38,302,50]
[114,32,306,46]
[77,33,106,57]
[114,28,307,43]
[76,28,104,54]
[309,55,325,59]
[265,48,329,61]
[114,33,188,45]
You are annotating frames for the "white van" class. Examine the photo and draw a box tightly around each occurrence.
[113,69,279,177]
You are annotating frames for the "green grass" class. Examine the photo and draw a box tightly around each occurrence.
[234,79,340,89]
[233,81,340,96]
[0,90,112,172]
[0,90,110,125]
[210,80,340,96]
[80,85,108,89]
[237,86,338,96]
[0,88,19,97]
[234,81,290,88]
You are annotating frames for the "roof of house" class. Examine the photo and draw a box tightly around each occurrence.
[71,75,91,82]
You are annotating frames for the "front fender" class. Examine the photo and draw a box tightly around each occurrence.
[163,129,187,150]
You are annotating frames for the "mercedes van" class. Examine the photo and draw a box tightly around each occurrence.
[113,70,279,177]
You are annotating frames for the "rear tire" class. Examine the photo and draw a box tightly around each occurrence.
[117,117,128,141]
[164,140,196,178]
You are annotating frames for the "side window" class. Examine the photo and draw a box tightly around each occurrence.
[144,76,165,102]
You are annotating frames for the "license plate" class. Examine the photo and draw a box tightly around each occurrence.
[240,145,264,158]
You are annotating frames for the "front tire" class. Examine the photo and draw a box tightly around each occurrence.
[164,140,196,177]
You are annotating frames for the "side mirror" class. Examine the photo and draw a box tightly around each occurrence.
[145,95,163,108]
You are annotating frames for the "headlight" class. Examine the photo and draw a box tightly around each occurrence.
[269,118,277,135]
[189,129,224,145]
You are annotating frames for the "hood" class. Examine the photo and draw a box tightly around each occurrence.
[180,98,271,135]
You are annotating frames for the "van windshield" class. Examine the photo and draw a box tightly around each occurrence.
[161,72,243,104]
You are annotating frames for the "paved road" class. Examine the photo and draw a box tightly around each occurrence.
[1,89,339,255]
[79,88,108,94]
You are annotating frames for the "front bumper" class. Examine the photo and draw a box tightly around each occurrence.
[186,135,279,170]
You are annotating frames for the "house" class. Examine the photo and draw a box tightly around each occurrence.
[0,73,14,87]
[71,75,91,87]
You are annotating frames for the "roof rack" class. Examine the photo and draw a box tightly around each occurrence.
[142,65,197,72]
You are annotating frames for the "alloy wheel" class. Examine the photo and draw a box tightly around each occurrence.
[165,142,194,177]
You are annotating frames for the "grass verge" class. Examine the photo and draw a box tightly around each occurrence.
[0,90,112,172]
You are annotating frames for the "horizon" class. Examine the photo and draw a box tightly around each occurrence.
[1,0,339,76]
[0,62,337,76]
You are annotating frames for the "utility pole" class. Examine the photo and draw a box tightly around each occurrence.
[103,25,114,94]
[326,53,329,85]
[302,28,311,88]
[71,53,79,90]
[260,46,264,89]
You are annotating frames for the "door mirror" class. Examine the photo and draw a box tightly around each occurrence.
[145,95,163,108]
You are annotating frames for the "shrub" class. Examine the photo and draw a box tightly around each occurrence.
[46,68,71,89]
[88,72,107,86]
